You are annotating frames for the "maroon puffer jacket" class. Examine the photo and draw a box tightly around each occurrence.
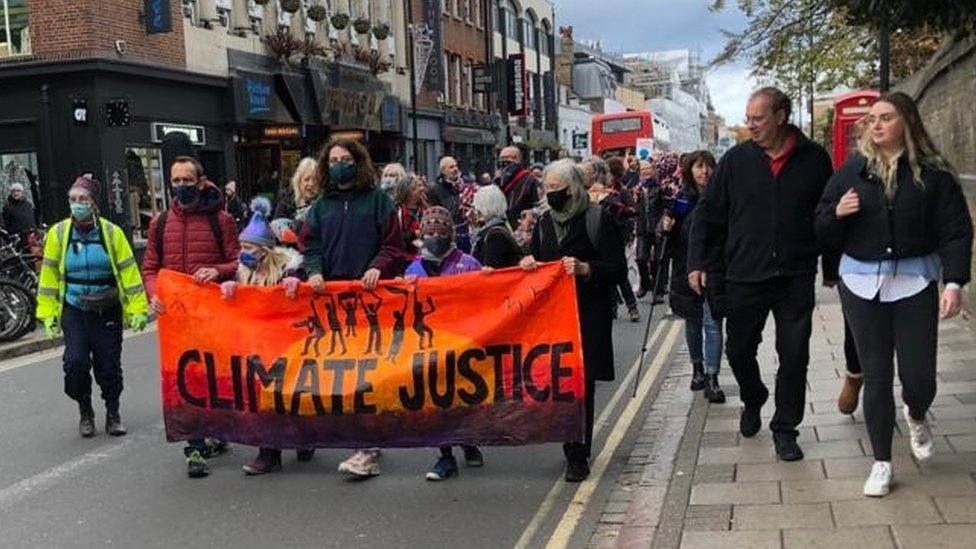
[141,182,241,298]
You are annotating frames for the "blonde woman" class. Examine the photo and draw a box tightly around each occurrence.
[817,92,973,497]
[274,157,320,224]
[380,162,408,193]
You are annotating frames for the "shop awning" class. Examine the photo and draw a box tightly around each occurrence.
[276,72,318,126]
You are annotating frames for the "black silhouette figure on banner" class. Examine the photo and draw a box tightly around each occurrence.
[361,291,384,355]
[338,291,359,337]
[294,298,326,356]
[413,289,437,350]
[386,286,411,363]
[322,294,347,355]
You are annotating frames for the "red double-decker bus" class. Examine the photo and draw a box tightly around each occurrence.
[591,111,654,157]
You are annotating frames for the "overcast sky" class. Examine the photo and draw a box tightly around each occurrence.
[552,0,756,125]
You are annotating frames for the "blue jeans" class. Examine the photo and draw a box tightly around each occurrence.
[685,301,723,375]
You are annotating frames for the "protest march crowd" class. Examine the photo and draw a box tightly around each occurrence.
[33,86,973,497]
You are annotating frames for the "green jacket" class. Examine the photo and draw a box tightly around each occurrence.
[36,217,149,325]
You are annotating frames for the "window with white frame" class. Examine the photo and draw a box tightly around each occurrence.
[0,0,29,56]
[463,0,472,23]
[463,60,472,107]
[443,52,450,102]
[501,1,517,41]
[452,54,462,106]
[522,17,535,49]
[473,0,481,28]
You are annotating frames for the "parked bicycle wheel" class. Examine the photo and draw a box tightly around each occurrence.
[0,278,35,342]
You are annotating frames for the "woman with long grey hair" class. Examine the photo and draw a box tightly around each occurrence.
[520,159,626,482]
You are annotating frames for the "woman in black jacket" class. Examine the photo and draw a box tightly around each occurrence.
[520,158,626,482]
[666,151,725,403]
[816,92,973,498]
[469,184,523,268]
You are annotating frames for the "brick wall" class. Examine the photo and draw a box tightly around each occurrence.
[409,1,489,110]
[28,0,186,67]
[899,35,976,317]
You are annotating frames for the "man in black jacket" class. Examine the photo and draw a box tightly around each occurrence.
[688,87,836,462]
[496,146,540,226]
[429,156,473,251]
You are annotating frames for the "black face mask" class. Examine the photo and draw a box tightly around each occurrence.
[173,185,199,206]
[423,235,452,258]
[497,160,514,171]
[547,188,571,212]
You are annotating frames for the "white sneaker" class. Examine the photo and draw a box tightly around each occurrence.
[337,449,381,477]
[903,405,933,461]
[863,461,893,497]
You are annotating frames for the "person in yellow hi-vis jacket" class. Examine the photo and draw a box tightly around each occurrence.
[36,176,149,438]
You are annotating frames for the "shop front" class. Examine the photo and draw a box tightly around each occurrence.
[443,108,498,181]
[0,58,231,245]
[229,51,398,201]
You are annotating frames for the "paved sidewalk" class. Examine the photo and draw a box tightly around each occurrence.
[593,287,976,548]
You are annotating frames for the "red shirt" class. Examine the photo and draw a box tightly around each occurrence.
[769,133,798,178]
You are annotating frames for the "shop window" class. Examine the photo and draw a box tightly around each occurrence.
[0,152,39,221]
[125,148,168,244]
[0,0,30,57]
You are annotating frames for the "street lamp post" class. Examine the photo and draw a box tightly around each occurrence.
[879,0,891,92]
[405,0,421,173]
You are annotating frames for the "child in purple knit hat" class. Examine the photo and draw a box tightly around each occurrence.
[404,205,485,481]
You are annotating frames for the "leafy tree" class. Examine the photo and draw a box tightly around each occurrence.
[710,0,950,133]
[709,0,875,133]
[831,0,976,35]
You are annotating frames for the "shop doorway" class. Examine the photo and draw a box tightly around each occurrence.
[125,147,167,245]
[0,151,40,223]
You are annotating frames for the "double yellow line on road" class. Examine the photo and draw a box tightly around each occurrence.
[515,318,683,548]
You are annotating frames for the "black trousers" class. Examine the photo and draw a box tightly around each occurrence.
[637,235,653,292]
[843,314,861,374]
[839,282,938,461]
[725,274,815,437]
[564,378,596,461]
[61,303,123,414]
[616,277,638,309]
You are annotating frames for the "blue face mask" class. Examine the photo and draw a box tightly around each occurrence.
[70,202,94,220]
[239,251,261,269]
[329,163,358,188]
[173,184,199,206]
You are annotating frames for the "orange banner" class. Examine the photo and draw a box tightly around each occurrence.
[157,263,586,448]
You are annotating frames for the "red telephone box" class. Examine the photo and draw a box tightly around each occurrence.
[832,90,880,169]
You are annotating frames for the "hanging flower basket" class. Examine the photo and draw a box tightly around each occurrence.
[307,5,328,22]
[330,12,350,30]
[280,0,301,13]
[352,17,372,35]
[371,22,390,41]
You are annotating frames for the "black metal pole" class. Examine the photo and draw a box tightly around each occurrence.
[633,233,670,398]
[879,1,891,92]
[405,0,421,172]
[482,0,493,171]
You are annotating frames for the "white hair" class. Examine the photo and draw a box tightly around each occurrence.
[542,159,586,193]
[471,184,508,220]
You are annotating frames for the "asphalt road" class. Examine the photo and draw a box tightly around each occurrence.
[0,300,680,549]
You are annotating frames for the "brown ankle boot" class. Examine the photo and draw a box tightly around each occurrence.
[837,373,863,415]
